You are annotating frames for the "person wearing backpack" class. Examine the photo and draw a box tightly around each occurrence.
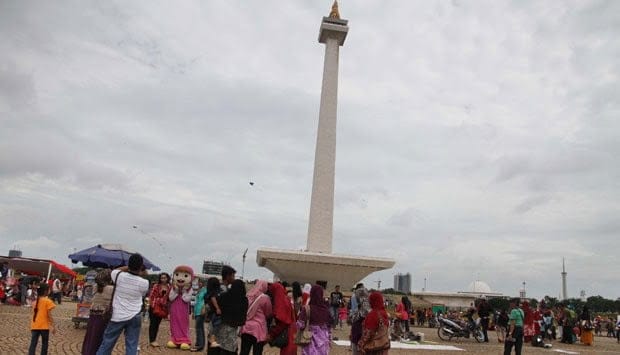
[503,299,524,355]
[559,303,574,344]
[208,269,248,355]
[349,283,370,355]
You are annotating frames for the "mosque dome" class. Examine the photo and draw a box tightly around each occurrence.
[467,280,492,294]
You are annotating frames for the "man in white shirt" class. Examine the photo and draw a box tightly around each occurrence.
[52,275,62,304]
[96,253,149,355]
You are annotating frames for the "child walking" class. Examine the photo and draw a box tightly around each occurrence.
[338,302,348,329]
[28,283,55,355]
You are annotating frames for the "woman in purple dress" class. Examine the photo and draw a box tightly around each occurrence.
[81,270,113,355]
[297,285,332,355]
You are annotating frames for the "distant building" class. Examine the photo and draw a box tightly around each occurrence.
[394,272,412,294]
[8,249,22,258]
[412,280,504,310]
[202,260,227,277]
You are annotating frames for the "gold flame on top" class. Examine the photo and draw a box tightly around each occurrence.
[329,0,340,19]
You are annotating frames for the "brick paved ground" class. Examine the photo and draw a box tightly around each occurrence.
[1,301,617,354]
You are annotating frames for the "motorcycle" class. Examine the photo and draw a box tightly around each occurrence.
[428,315,438,328]
[437,315,485,342]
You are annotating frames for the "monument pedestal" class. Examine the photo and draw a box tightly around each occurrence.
[257,248,394,289]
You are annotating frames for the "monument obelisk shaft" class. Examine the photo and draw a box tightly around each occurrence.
[256,3,393,288]
[307,4,348,254]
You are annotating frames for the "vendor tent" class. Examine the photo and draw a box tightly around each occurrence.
[0,256,77,279]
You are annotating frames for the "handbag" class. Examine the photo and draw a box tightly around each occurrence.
[269,303,292,348]
[362,316,390,352]
[151,285,169,318]
[295,305,313,346]
[268,326,288,348]
[102,271,121,323]
[152,297,169,318]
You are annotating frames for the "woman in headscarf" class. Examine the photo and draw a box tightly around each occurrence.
[301,283,312,306]
[350,284,371,355]
[579,305,593,346]
[209,279,248,355]
[297,285,332,355]
[267,282,297,355]
[522,301,535,342]
[358,292,390,355]
[240,280,272,355]
[81,269,113,355]
[291,282,303,317]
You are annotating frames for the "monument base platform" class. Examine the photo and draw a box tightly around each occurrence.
[256,248,395,289]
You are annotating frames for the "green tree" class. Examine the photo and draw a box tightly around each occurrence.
[488,297,510,311]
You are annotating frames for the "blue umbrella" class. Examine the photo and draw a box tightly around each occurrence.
[68,244,161,271]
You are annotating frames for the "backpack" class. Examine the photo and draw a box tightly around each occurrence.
[567,310,576,325]
[350,295,370,323]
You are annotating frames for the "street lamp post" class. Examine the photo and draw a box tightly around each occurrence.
[241,248,248,280]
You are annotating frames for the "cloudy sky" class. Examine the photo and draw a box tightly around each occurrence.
[1,0,618,299]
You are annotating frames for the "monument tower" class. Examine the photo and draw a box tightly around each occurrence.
[257,1,395,288]
[561,258,567,300]
[306,0,348,254]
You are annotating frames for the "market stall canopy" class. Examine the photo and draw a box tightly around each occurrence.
[0,256,77,278]
[68,244,161,271]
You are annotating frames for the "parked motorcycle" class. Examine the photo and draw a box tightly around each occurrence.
[428,315,438,328]
[437,315,485,342]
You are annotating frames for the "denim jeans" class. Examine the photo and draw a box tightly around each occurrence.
[96,313,142,355]
[195,314,206,350]
[330,307,339,327]
[28,330,49,355]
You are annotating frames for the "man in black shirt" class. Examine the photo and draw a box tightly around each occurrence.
[329,285,343,327]
[477,298,492,342]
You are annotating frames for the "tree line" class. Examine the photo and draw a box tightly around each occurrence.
[488,295,620,314]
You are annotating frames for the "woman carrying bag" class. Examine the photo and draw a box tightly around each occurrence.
[266,283,296,355]
[148,272,171,347]
[296,285,332,355]
[358,292,390,355]
[81,270,114,355]
[240,280,272,355]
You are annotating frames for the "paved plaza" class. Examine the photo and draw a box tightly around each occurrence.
[1,301,618,354]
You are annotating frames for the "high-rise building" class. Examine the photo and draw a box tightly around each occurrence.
[394,273,411,294]
[8,249,22,258]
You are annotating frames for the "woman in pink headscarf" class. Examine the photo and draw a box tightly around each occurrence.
[240,280,272,355]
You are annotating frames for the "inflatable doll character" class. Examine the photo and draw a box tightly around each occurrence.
[166,265,194,350]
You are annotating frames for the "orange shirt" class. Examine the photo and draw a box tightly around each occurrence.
[31,297,55,330]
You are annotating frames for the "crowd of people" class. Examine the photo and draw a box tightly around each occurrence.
[19,253,392,355]
[13,255,620,355]
[0,261,70,308]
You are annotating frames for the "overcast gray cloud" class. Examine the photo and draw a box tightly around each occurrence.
[1,0,619,299]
